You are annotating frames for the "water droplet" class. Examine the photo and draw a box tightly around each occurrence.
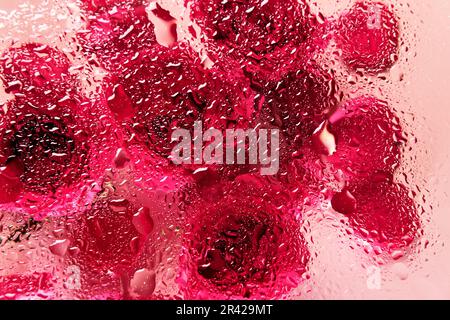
[331,189,356,214]
[132,207,154,237]
[391,250,404,260]
[49,239,70,257]
[392,262,409,280]
[312,121,336,156]
[114,148,130,169]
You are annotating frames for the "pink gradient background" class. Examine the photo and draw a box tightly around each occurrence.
[0,0,449,299]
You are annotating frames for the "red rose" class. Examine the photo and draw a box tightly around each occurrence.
[77,1,156,74]
[178,176,310,299]
[0,43,77,104]
[262,66,338,147]
[0,44,120,219]
[0,272,53,300]
[189,0,323,83]
[332,180,420,253]
[335,1,400,73]
[66,193,154,297]
[326,96,403,183]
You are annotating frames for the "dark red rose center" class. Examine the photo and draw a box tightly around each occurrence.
[197,211,280,287]
[6,114,88,193]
